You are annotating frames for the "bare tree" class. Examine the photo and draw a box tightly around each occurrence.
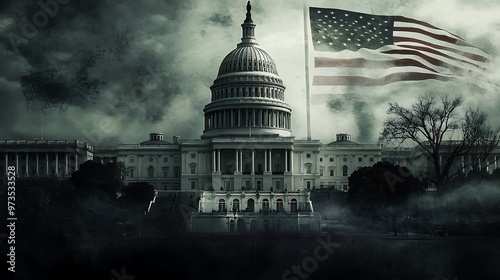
[381,94,500,188]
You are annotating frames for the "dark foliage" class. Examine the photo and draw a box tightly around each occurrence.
[348,161,425,213]
[71,160,126,198]
[119,181,156,212]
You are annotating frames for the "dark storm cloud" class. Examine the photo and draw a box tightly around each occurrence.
[206,13,233,26]
[0,0,213,144]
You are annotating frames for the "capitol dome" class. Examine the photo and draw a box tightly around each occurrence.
[202,1,292,138]
[217,46,279,76]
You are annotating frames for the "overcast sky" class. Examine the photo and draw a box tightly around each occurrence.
[1,0,499,147]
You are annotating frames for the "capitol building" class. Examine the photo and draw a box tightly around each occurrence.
[1,3,383,233]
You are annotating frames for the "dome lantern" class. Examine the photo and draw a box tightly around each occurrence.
[238,1,257,48]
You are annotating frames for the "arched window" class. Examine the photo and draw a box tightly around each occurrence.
[237,219,246,233]
[247,198,255,212]
[219,199,226,212]
[232,199,240,212]
[343,165,348,176]
[264,219,270,232]
[229,219,235,232]
[147,165,154,178]
[305,163,312,174]
[290,198,298,212]
[262,198,270,212]
[250,219,258,232]
[276,199,284,212]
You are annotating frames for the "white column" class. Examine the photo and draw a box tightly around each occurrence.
[253,109,256,126]
[36,153,39,176]
[251,149,255,173]
[25,153,29,176]
[290,150,294,173]
[65,153,69,175]
[239,150,243,173]
[75,153,78,171]
[46,153,49,176]
[231,110,234,127]
[238,109,241,127]
[264,149,268,172]
[137,155,142,178]
[217,149,221,172]
[269,149,272,173]
[55,153,58,175]
[213,150,216,172]
[15,152,19,173]
[285,149,288,172]
[236,149,239,172]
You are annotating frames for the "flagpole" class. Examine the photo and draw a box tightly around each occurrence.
[303,1,312,140]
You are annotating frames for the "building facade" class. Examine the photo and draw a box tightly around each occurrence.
[0,3,383,233]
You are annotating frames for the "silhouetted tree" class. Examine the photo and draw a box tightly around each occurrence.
[381,94,500,188]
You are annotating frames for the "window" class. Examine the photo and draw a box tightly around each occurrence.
[190,181,196,189]
[343,157,347,162]
[305,163,312,174]
[306,153,311,158]
[330,169,334,176]
[290,198,298,212]
[129,157,134,163]
[369,157,374,162]
[191,153,196,158]
[276,199,284,212]
[320,169,323,176]
[275,153,281,158]
[306,181,311,189]
[330,158,334,162]
[149,157,154,162]
[129,169,134,178]
[219,199,226,212]
[343,165,348,176]
[358,157,363,162]
[164,157,168,162]
[233,199,240,212]
[275,180,281,190]
[173,167,180,178]
[320,158,323,162]
[190,166,196,174]
[262,199,270,212]
[247,198,255,212]
[147,166,154,178]
[163,167,169,177]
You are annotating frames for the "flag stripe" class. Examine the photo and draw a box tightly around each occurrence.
[393,26,467,46]
[393,36,488,62]
[313,72,451,86]
[394,16,467,42]
[395,44,486,69]
[315,57,439,73]
[381,49,483,75]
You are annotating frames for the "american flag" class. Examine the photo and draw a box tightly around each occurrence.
[308,7,491,99]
